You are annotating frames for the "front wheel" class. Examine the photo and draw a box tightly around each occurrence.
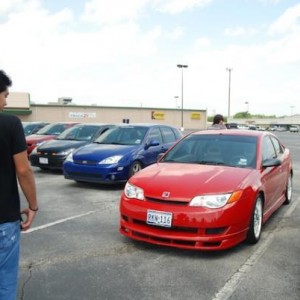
[128,161,142,178]
[246,196,263,244]
[284,173,292,205]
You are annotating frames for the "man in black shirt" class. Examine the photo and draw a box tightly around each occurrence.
[0,70,38,300]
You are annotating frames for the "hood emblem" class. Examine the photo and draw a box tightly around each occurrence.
[162,191,170,198]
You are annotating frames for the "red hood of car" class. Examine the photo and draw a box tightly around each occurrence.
[130,163,256,202]
[26,134,56,143]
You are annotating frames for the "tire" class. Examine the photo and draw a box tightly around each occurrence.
[246,195,263,244]
[128,161,142,178]
[284,173,292,205]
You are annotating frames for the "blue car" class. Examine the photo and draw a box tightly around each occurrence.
[63,124,182,184]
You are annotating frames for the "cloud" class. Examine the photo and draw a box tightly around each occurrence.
[224,27,257,37]
[152,0,212,14]
[268,3,300,34]
[81,0,148,24]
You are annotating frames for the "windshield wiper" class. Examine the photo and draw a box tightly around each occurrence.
[197,160,228,166]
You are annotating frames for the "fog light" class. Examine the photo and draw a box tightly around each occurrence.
[117,167,124,171]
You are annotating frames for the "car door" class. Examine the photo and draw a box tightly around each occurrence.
[261,135,283,215]
[142,127,164,166]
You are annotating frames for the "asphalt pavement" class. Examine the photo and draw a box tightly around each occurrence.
[17,131,300,300]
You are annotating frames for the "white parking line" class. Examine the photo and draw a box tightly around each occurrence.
[22,210,100,234]
[212,198,298,300]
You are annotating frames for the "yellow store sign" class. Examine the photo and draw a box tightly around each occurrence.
[191,112,201,120]
[151,111,165,120]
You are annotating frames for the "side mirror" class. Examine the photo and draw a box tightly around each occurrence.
[262,158,281,167]
[145,139,160,149]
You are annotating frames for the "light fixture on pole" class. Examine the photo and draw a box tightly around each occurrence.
[177,64,188,131]
[226,68,232,118]
[245,101,249,113]
[174,96,179,109]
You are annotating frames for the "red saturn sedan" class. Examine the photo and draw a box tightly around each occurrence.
[120,130,293,251]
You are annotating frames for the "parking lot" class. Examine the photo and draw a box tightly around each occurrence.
[18,132,300,300]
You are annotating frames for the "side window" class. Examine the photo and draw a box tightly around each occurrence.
[161,127,176,143]
[147,127,163,144]
[270,136,283,156]
[262,136,276,160]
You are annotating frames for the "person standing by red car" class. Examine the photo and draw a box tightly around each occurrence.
[0,70,38,300]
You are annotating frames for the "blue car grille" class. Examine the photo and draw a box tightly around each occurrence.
[74,159,98,166]
[67,172,103,179]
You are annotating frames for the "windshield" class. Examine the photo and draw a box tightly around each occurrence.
[36,124,68,135]
[162,134,257,168]
[94,126,148,145]
[23,123,39,135]
[57,125,100,141]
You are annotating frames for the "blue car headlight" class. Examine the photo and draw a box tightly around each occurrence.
[99,155,123,164]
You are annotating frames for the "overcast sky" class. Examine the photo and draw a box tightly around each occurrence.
[1,0,300,116]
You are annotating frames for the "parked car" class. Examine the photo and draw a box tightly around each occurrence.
[63,124,183,184]
[119,129,293,251]
[26,122,79,155]
[289,125,299,133]
[22,121,49,136]
[30,123,115,170]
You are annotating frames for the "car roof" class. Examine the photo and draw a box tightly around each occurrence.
[114,123,179,128]
[190,129,273,138]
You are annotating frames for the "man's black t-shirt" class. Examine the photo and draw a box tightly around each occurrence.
[0,114,27,223]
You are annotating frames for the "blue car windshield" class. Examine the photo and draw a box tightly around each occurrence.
[162,134,257,169]
[94,126,148,145]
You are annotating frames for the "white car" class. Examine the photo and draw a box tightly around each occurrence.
[289,125,299,133]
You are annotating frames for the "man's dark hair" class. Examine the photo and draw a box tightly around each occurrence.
[0,70,12,93]
[213,114,224,125]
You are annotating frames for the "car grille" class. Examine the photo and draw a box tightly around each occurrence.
[73,160,98,166]
[145,196,187,206]
[67,172,103,179]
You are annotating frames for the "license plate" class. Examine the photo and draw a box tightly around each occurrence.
[147,210,172,228]
[39,157,48,164]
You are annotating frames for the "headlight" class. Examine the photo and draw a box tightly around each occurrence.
[124,182,144,200]
[99,155,122,164]
[189,191,242,208]
[31,147,38,155]
[190,194,231,208]
[65,153,74,163]
[57,148,75,156]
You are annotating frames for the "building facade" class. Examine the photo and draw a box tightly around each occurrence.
[4,93,207,130]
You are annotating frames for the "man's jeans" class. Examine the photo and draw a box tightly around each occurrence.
[0,221,20,300]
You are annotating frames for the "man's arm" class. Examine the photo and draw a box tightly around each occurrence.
[13,150,38,231]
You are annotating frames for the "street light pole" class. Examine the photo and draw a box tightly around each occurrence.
[226,68,232,118]
[177,64,188,131]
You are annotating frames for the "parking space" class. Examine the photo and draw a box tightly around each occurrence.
[18,132,300,300]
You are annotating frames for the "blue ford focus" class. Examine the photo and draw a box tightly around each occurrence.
[63,124,182,184]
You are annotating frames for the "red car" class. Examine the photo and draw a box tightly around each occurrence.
[26,122,78,155]
[120,130,293,251]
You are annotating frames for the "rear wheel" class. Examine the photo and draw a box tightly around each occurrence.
[128,161,142,178]
[284,174,292,205]
[246,196,263,244]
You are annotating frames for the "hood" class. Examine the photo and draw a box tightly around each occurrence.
[37,139,87,152]
[26,134,56,143]
[73,143,138,160]
[130,163,256,202]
